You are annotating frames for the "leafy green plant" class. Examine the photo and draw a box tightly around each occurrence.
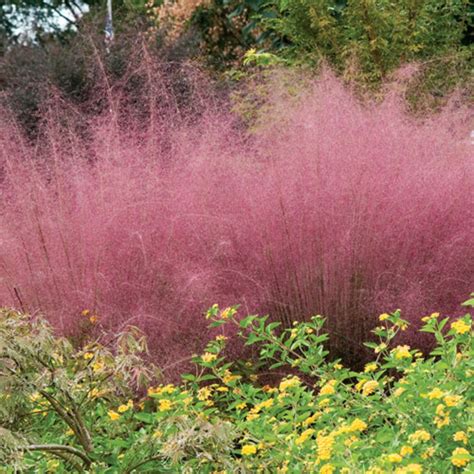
[1,295,472,472]
[0,309,160,472]
[263,0,473,108]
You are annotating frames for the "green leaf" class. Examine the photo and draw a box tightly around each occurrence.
[134,412,155,423]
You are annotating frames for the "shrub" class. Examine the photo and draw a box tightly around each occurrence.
[0,69,471,364]
[1,296,472,471]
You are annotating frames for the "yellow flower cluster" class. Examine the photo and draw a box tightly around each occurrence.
[450,319,471,335]
[444,394,462,407]
[320,464,335,474]
[81,309,99,324]
[279,376,301,392]
[453,431,468,444]
[392,345,411,359]
[108,410,120,421]
[425,388,444,399]
[357,379,378,396]
[319,379,337,396]
[408,430,431,444]
[158,399,173,412]
[246,398,274,421]
[316,433,334,461]
[451,447,470,467]
[295,428,315,445]
[364,362,378,373]
[222,369,241,384]
[241,444,257,456]
[148,384,175,396]
[118,399,133,413]
[201,352,217,363]
[303,412,322,427]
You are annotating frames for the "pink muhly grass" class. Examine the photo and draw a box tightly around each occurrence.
[0,68,472,369]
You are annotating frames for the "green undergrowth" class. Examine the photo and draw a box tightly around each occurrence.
[0,296,473,473]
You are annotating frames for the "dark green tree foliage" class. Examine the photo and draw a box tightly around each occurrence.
[189,0,272,67]
[188,0,472,106]
[268,0,473,88]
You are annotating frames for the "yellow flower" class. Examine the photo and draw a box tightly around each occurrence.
[236,402,247,410]
[451,319,471,335]
[108,410,120,421]
[216,386,228,392]
[392,345,411,359]
[344,435,358,447]
[444,394,462,407]
[320,380,337,396]
[374,343,387,353]
[364,362,377,373]
[260,398,274,409]
[400,445,414,457]
[158,399,173,412]
[241,444,257,456]
[65,428,74,436]
[152,429,162,439]
[91,360,104,372]
[435,404,446,416]
[303,412,321,426]
[393,387,405,397]
[387,453,403,463]
[222,370,241,384]
[451,447,470,467]
[118,399,133,413]
[246,412,260,421]
[453,431,468,444]
[362,380,378,396]
[201,352,217,363]
[220,307,236,319]
[295,428,315,445]
[334,363,343,370]
[182,396,193,406]
[215,335,228,342]
[89,315,98,324]
[318,398,330,407]
[316,433,334,461]
[421,447,435,459]
[149,384,175,396]
[197,386,212,401]
[320,464,335,474]
[434,415,450,428]
[89,388,106,399]
[81,309,90,316]
[83,352,94,360]
[349,418,367,432]
[379,313,390,321]
[426,388,444,399]
[279,376,300,392]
